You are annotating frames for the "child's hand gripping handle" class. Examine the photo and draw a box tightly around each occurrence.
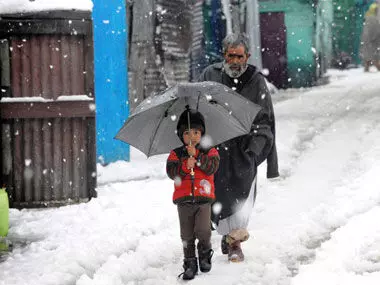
[186,144,196,176]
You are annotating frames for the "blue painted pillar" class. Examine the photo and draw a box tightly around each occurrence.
[93,0,129,164]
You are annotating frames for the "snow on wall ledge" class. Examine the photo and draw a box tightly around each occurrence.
[0,0,93,14]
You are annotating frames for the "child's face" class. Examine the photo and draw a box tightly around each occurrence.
[182,128,202,146]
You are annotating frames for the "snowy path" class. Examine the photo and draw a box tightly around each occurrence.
[1,69,380,285]
[249,70,380,284]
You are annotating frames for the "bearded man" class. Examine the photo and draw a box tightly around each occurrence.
[198,33,279,262]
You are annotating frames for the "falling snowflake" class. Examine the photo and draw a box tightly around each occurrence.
[212,202,222,215]
[174,176,182,186]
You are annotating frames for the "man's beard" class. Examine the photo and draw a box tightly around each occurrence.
[223,61,248,78]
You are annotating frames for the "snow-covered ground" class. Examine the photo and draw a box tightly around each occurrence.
[1,68,380,285]
[0,0,92,14]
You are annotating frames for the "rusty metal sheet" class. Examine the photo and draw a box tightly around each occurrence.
[0,15,96,208]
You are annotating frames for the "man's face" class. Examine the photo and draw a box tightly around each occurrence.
[223,45,250,78]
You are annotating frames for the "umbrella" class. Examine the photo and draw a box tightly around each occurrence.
[115,81,262,157]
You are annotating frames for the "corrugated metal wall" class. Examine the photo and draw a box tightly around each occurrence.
[128,0,164,111]
[10,35,87,99]
[190,0,206,81]
[128,0,205,111]
[157,0,191,86]
[0,11,96,208]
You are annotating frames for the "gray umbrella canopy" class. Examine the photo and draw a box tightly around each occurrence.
[115,81,262,157]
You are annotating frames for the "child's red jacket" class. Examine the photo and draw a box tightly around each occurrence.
[166,146,220,204]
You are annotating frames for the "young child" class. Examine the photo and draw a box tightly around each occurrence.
[166,109,220,280]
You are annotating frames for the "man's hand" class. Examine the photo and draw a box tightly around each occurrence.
[187,157,196,169]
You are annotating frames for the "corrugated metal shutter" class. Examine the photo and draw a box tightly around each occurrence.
[156,0,191,85]
[128,0,167,111]
[0,11,96,208]
[190,0,206,81]
[129,0,202,111]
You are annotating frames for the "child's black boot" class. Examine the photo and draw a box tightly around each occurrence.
[198,248,214,272]
[180,257,198,280]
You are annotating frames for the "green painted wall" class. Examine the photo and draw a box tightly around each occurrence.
[332,0,356,61]
[259,0,322,87]
[316,0,334,74]
[332,0,375,64]
[286,9,315,87]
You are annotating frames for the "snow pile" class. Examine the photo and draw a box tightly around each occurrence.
[0,0,93,14]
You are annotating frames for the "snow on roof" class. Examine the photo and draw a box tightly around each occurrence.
[0,0,93,14]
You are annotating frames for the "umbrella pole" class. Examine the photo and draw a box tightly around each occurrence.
[187,111,195,196]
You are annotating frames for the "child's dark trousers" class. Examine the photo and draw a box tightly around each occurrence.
[177,202,212,258]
